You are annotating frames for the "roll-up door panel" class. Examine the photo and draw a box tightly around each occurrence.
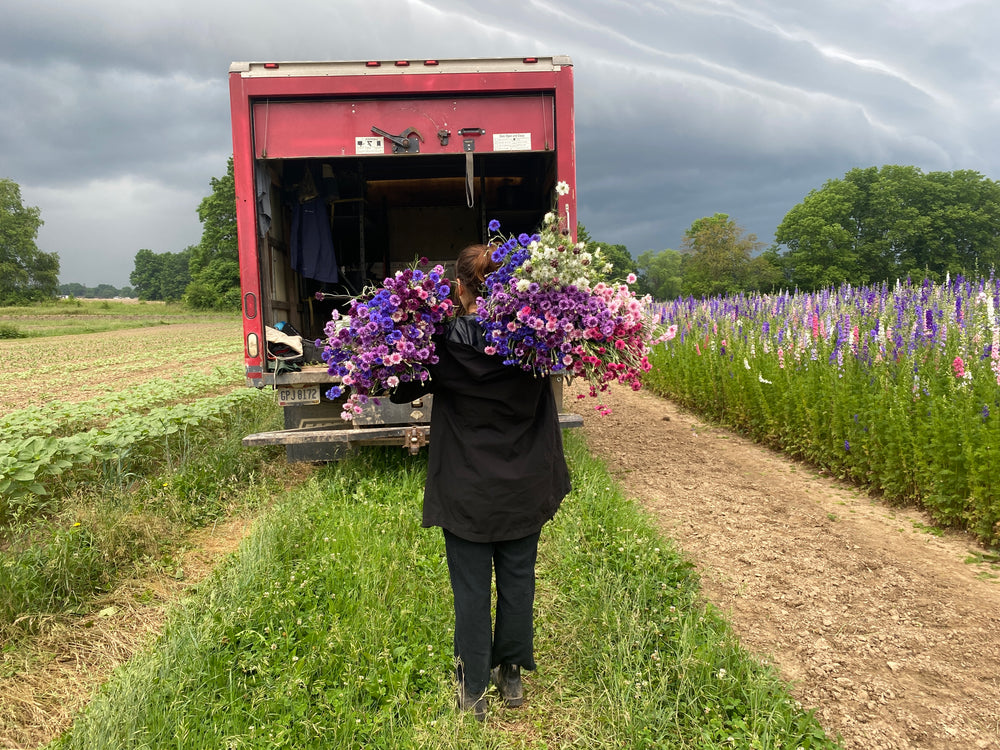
[252,95,554,159]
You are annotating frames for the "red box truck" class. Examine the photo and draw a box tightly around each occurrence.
[229,57,580,460]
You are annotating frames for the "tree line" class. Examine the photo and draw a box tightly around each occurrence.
[627,165,1000,301]
[4,162,999,308]
[129,158,239,309]
[0,159,240,310]
[58,283,134,299]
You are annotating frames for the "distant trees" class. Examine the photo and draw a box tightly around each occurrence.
[634,248,683,301]
[628,165,1000,302]
[632,214,781,301]
[776,166,1000,290]
[680,213,771,297]
[578,224,637,283]
[130,247,192,301]
[0,178,60,305]
[129,158,239,310]
[59,283,134,298]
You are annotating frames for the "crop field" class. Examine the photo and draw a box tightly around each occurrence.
[0,298,234,340]
[0,307,843,748]
[647,274,1000,547]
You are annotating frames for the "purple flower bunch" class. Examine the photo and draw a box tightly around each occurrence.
[318,259,454,420]
[478,214,662,404]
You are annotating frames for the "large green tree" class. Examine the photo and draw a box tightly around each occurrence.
[776,165,1000,290]
[0,178,60,305]
[186,158,240,310]
[680,213,765,297]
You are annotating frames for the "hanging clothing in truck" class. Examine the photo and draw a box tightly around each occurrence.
[255,165,272,237]
[290,196,339,283]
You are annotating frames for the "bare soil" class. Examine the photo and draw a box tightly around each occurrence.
[567,381,1000,750]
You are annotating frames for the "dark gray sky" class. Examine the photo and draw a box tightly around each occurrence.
[2,0,997,287]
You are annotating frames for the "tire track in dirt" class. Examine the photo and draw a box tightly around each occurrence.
[569,382,1000,750]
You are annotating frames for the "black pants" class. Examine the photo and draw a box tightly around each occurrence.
[442,528,541,697]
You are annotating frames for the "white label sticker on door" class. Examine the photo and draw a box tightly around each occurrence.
[493,133,531,151]
[355,136,384,155]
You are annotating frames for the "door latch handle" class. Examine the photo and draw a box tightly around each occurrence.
[370,125,424,153]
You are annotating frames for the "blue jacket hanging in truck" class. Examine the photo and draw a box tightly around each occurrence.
[289,166,339,283]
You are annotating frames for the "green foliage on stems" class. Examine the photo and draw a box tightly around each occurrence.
[0,389,282,640]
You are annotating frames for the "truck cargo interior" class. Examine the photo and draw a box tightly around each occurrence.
[256,151,557,355]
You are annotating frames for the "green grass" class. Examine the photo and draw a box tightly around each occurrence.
[0,392,286,640]
[50,433,841,749]
[0,298,235,337]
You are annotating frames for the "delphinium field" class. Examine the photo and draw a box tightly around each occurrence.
[646,274,1000,546]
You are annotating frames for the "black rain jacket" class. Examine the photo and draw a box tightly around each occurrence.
[391,315,571,542]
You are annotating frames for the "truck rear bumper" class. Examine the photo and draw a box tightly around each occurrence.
[243,412,584,454]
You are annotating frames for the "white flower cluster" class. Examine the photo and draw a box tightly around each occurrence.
[516,212,610,291]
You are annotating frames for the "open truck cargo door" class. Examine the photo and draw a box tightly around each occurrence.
[229,57,578,460]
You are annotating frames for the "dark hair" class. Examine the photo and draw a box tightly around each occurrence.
[454,244,500,314]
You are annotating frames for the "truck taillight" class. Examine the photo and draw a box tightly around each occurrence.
[247,333,259,358]
[394,60,410,67]
[365,61,381,68]
[423,60,439,66]
[523,57,538,64]
[263,63,279,69]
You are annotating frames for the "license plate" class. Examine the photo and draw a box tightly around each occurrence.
[277,386,321,406]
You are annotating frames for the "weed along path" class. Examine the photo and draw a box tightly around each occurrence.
[568,381,1000,750]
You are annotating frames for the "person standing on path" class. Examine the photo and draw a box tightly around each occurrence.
[391,243,571,720]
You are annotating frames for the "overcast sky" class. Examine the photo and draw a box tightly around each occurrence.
[2,0,998,287]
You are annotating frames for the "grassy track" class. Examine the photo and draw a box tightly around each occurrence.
[50,434,841,749]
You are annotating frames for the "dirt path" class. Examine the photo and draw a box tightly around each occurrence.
[568,382,1000,750]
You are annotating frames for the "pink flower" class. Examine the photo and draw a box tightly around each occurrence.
[952,356,965,379]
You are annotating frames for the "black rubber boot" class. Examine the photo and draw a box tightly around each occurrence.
[456,687,488,721]
[491,664,524,707]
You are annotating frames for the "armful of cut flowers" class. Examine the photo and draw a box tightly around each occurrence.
[478,211,667,412]
[316,259,454,421]
[317,206,665,421]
